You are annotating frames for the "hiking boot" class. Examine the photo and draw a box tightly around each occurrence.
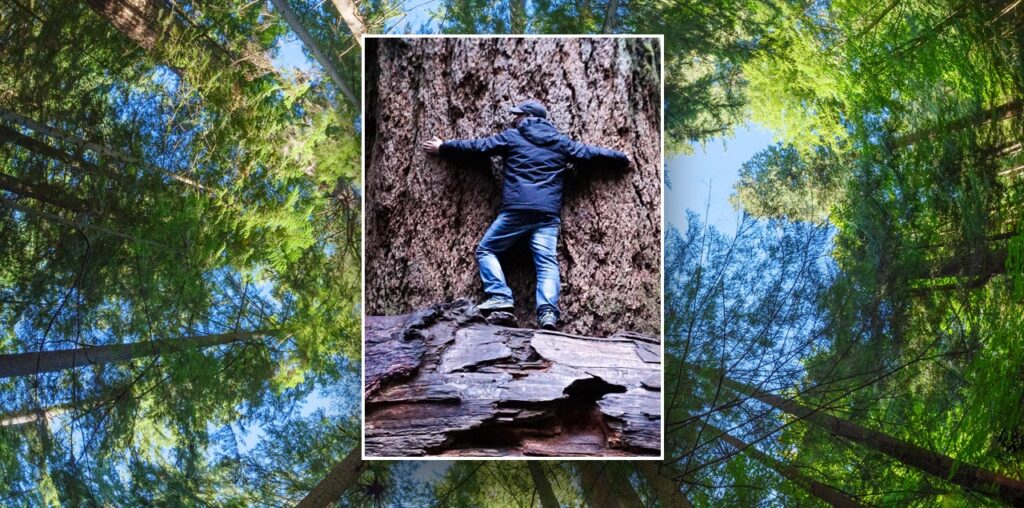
[477,296,514,312]
[538,310,558,330]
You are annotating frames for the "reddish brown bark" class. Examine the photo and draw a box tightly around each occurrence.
[295,444,364,508]
[364,37,661,337]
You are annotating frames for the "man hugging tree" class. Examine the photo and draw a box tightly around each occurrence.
[423,100,630,330]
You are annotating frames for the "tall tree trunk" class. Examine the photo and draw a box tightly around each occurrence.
[84,0,165,50]
[602,0,620,33]
[268,0,359,108]
[0,407,69,427]
[0,330,271,378]
[576,462,644,508]
[364,38,661,336]
[705,423,866,508]
[0,108,209,192]
[720,376,1024,505]
[889,98,1024,149]
[634,461,694,508]
[528,461,560,508]
[84,0,273,78]
[0,195,167,248]
[509,0,527,32]
[0,172,91,214]
[296,444,364,508]
[330,0,366,48]
[0,123,119,183]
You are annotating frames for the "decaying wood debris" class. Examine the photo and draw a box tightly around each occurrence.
[364,300,661,457]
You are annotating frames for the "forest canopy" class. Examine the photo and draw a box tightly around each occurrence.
[0,0,1022,506]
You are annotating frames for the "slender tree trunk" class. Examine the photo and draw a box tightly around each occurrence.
[528,461,560,508]
[602,0,619,33]
[268,0,358,108]
[0,195,167,248]
[720,376,1024,505]
[330,0,366,48]
[577,462,644,508]
[0,123,118,182]
[0,172,91,213]
[0,330,272,378]
[365,38,661,336]
[0,407,69,427]
[0,108,209,192]
[295,444,364,508]
[889,98,1024,149]
[0,387,124,427]
[705,423,865,508]
[509,0,527,32]
[634,461,694,508]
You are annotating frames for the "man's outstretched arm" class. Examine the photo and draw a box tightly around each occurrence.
[563,139,630,168]
[422,131,511,157]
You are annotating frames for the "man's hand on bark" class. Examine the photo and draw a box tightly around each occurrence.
[422,136,442,154]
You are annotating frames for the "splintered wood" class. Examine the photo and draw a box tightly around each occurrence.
[364,300,661,457]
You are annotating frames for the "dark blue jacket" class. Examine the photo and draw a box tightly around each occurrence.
[439,117,629,215]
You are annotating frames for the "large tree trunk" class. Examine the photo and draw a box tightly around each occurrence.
[295,444,364,508]
[706,423,865,508]
[528,461,561,508]
[364,300,660,457]
[0,330,270,378]
[364,37,661,337]
[721,376,1024,505]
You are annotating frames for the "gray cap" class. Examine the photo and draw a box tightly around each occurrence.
[508,100,548,119]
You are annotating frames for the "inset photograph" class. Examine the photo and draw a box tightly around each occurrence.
[362,35,663,458]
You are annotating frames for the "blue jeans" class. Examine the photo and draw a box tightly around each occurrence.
[476,210,560,317]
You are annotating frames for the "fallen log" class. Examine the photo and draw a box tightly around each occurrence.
[364,300,661,457]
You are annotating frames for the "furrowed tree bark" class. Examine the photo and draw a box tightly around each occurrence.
[528,461,560,508]
[295,444,364,508]
[269,0,359,108]
[577,462,644,508]
[0,330,272,378]
[706,423,865,508]
[365,38,661,336]
[330,0,366,48]
[634,461,694,508]
[720,376,1024,505]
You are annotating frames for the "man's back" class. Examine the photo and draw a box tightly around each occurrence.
[440,117,629,214]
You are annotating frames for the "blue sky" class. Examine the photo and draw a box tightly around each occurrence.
[666,122,775,238]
